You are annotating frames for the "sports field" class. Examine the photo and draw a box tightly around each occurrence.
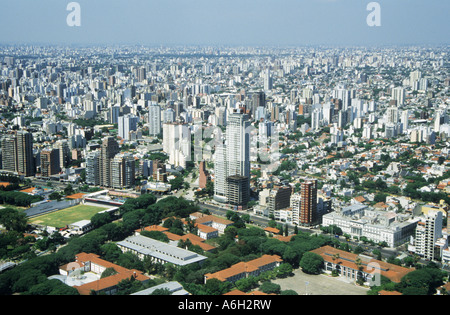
[29,204,108,228]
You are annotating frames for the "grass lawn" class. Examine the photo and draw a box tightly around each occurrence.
[30,204,108,228]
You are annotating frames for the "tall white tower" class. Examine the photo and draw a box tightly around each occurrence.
[214,109,251,204]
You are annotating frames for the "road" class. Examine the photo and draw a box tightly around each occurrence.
[197,202,405,261]
[198,202,314,234]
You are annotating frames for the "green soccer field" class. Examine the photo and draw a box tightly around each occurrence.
[30,204,108,228]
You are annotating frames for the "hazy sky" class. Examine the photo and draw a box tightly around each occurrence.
[0,0,448,46]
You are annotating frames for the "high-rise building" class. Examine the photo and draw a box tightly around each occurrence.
[55,140,70,169]
[226,175,250,207]
[1,136,18,173]
[226,110,250,179]
[300,179,318,226]
[263,69,273,92]
[152,160,167,182]
[111,153,135,189]
[214,109,250,205]
[267,185,292,214]
[392,87,405,106]
[386,106,399,125]
[40,148,60,178]
[109,105,120,124]
[163,122,191,168]
[411,210,443,261]
[16,131,35,177]
[99,137,120,187]
[118,114,139,141]
[252,91,265,118]
[148,103,161,136]
[290,193,301,225]
[86,151,100,186]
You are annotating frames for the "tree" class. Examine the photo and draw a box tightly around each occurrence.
[64,184,74,196]
[0,207,28,233]
[259,281,281,294]
[300,252,324,275]
[205,278,231,295]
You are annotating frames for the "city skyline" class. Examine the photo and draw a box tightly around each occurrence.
[0,0,448,47]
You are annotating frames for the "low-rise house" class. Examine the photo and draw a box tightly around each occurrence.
[189,212,234,235]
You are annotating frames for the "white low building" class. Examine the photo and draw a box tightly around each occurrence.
[322,204,419,247]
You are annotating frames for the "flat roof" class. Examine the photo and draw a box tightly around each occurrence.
[117,235,207,266]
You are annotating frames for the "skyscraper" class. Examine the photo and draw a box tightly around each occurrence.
[300,179,318,226]
[226,110,251,179]
[1,136,18,173]
[100,137,120,187]
[252,91,265,118]
[148,103,161,136]
[412,210,443,261]
[163,122,191,168]
[263,69,273,92]
[16,131,35,177]
[86,150,100,186]
[111,153,135,189]
[118,114,139,141]
[214,109,250,205]
[392,87,405,106]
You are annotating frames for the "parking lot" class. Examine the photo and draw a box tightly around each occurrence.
[273,269,369,295]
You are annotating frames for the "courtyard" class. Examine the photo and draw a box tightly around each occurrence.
[273,269,370,295]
